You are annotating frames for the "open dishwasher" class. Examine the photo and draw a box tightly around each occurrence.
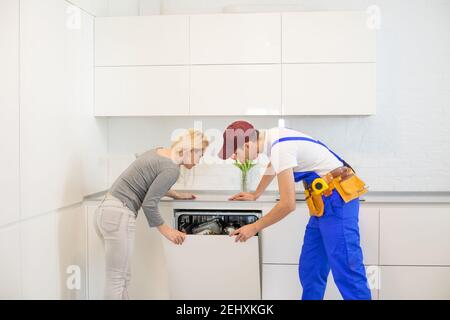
[162,209,262,300]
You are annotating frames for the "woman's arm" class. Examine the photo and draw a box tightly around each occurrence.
[165,190,197,200]
[142,168,187,244]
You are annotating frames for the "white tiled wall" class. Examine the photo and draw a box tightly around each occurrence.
[100,1,450,192]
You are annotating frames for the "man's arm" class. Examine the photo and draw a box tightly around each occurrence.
[229,163,276,201]
[232,168,297,242]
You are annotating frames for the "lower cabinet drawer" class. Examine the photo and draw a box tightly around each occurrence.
[262,264,379,300]
[379,266,450,300]
[380,207,450,265]
[261,205,379,265]
[163,235,261,300]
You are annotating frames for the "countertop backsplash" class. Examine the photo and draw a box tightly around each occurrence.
[106,153,292,192]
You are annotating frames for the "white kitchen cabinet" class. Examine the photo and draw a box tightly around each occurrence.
[95,15,189,66]
[379,266,450,300]
[95,66,189,116]
[0,224,21,299]
[86,203,104,300]
[359,206,379,265]
[282,12,376,63]
[190,13,281,64]
[163,235,261,300]
[261,203,379,266]
[260,205,309,264]
[282,63,376,115]
[262,264,379,300]
[190,65,281,115]
[379,206,450,266]
[262,264,301,300]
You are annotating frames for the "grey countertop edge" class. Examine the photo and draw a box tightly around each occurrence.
[84,190,450,204]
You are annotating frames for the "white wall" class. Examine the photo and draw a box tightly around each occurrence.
[0,0,107,299]
[68,0,141,16]
[106,0,450,192]
[20,0,108,217]
[0,0,20,227]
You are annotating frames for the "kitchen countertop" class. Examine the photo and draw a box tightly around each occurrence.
[84,190,450,204]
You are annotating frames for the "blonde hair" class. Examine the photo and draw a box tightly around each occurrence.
[171,129,209,154]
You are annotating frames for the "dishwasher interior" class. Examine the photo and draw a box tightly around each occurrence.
[174,209,261,235]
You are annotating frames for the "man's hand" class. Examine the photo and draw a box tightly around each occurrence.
[231,223,260,242]
[229,192,257,201]
[157,224,186,245]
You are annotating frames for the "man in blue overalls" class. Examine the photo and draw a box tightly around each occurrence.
[218,121,371,300]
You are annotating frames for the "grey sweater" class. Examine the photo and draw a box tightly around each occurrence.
[110,149,180,228]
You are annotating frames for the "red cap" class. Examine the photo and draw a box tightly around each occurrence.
[218,121,258,160]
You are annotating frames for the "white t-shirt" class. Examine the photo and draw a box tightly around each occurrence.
[263,127,344,176]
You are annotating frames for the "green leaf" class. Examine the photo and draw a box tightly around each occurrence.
[234,159,256,173]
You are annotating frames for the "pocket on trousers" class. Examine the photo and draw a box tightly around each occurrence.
[99,207,124,233]
[330,190,345,209]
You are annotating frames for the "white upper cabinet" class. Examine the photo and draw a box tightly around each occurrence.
[95,66,189,116]
[282,63,376,115]
[94,12,375,116]
[282,12,376,63]
[190,13,281,64]
[95,15,189,66]
[190,65,281,116]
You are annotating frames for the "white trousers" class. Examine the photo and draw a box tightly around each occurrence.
[95,194,136,300]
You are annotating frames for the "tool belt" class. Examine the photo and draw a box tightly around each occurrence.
[303,166,368,217]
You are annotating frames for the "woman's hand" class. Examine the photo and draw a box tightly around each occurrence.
[157,224,186,245]
[168,191,197,200]
[231,223,260,242]
[229,192,257,201]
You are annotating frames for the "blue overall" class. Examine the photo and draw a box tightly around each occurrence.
[272,137,371,300]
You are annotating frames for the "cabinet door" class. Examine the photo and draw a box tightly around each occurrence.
[95,16,189,66]
[359,206,379,266]
[163,235,261,300]
[261,205,309,264]
[190,65,281,115]
[95,66,189,116]
[86,204,105,300]
[379,266,450,300]
[282,63,375,115]
[282,12,376,63]
[262,264,379,300]
[380,206,450,265]
[190,13,281,64]
[262,203,378,265]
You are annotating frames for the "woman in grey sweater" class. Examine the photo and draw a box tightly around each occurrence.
[95,129,209,299]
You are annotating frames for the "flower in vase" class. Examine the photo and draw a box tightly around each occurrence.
[233,159,256,192]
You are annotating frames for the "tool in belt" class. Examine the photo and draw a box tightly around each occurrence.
[303,166,368,217]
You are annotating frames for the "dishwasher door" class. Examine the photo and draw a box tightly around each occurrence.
[163,234,261,300]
